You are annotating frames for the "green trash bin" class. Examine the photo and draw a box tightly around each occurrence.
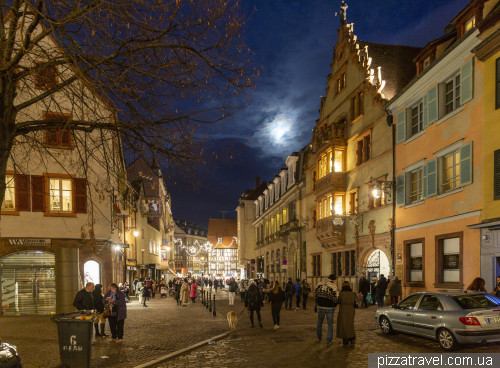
[51,311,95,368]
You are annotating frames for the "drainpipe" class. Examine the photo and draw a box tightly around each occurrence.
[385,109,396,278]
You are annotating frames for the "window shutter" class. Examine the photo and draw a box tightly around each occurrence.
[396,173,405,206]
[494,149,500,200]
[31,175,45,212]
[396,110,406,144]
[460,141,473,187]
[496,58,500,110]
[460,58,474,105]
[427,85,438,125]
[60,130,71,147]
[425,158,437,197]
[15,174,31,211]
[423,94,429,128]
[45,129,59,145]
[74,178,87,213]
[423,163,428,198]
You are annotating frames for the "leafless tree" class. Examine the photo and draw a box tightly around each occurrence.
[0,0,257,225]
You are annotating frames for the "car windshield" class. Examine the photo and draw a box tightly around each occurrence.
[452,294,500,310]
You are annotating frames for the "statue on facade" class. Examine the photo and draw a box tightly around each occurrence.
[335,1,348,25]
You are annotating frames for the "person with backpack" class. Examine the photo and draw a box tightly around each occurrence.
[284,278,294,310]
[245,282,264,328]
[300,279,311,310]
[294,278,302,309]
[141,283,150,307]
[268,282,286,330]
[315,274,338,346]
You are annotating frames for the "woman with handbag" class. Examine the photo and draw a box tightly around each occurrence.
[93,284,108,337]
[103,283,128,342]
[180,278,190,306]
[336,281,357,346]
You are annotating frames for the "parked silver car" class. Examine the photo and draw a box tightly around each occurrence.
[375,291,500,350]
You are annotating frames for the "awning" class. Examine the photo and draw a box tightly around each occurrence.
[468,219,500,229]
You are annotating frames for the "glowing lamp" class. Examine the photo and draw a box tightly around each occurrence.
[133,230,139,237]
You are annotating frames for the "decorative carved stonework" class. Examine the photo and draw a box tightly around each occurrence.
[315,217,345,252]
[315,172,347,197]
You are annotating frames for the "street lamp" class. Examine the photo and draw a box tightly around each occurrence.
[372,181,382,199]
[133,230,139,237]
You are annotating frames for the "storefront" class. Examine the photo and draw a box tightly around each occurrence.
[0,251,56,315]
[470,221,500,292]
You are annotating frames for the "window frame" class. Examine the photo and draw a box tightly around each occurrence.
[434,232,463,289]
[48,177,73,213]
[34,61,58,89]
[464,15,475,33]
[444,74,461,115]
[442,150,461,193]
[410,167,424,203]
[1,174,16,212]
[403,238,425,287]
[411,101,424,137]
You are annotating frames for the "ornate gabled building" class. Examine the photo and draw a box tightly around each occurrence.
[304,14,420,289]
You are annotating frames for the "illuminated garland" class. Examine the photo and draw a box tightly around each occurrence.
[174,238,214,257]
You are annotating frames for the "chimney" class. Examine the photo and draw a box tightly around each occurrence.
[255,177,260,189]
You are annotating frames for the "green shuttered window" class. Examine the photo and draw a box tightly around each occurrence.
[460,58,473,106]
[494,149,500,200]
[396,173,405,206]
[396,110,406,144]
[496,58,500,110]
[424,158,437,198]
[459,141,473,187]
[427,85,438,125]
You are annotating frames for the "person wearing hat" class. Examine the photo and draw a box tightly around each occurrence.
[389,275,402,305]
[314,274,338,346]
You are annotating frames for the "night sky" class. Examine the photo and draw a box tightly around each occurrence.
[168,0,471,230]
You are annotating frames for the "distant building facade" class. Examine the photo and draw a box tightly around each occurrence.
[207,219,238,280]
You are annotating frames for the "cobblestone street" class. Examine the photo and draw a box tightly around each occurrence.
[1,288,500,368]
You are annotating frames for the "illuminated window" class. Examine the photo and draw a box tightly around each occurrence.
[443,151,460,192]
[334,150,343,172]
[271,217,275,234]
[49,178,72,212]
[328,196,333,217]
[1,175,15,211]
[334,195,344,215]
[283,208,287,223]
[464,16,475,32]
[411,168,423,203]
[318,201,322,220]
[322,198,328,218]
[277,213,281,230]
[266,221,269,237]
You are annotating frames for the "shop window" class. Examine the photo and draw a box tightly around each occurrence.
[435,233,463,288]
[49,178,72,212]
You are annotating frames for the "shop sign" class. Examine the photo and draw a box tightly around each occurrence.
[443,254,460,270]
[140,197,163,218]
[167,260,175,269]
[9,238,51,247]
[410,257,422,271]
[126,266,137,271]
[138,264,149,269]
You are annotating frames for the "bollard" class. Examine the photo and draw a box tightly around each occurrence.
[209,290,212,312]
[206,290,209,309]
[201,289,204,306]
[203,290,207,307]
[212,294,216,317]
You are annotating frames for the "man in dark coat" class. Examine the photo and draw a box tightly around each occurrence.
[73,282,95,310]
[358,275,370,308]
[375,274,388,307]
[284,278,294,310]
[245,283,264,328]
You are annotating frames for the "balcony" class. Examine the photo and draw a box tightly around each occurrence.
[315,216,345,252]
[314,171,346,195]
[280,219,301,235]
[314,121,347,151]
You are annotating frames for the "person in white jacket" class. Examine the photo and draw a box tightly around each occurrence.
[136,278,144,304]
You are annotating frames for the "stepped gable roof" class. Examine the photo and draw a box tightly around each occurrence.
[357,41,422,101]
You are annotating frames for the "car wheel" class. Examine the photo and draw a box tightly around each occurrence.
[437,328,458,351]
[380,316,394,335]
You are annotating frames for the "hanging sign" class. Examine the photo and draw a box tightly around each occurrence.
[140,197,163,218]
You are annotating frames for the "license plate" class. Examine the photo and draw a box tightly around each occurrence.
[486,317,500,324]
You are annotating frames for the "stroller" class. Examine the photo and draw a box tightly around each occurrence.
[160,286,168,298]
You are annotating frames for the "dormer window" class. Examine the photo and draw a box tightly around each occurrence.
[464,16,475,33]
[423,56,431,69]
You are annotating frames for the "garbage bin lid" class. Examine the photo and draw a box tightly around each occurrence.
[51,310,96,323]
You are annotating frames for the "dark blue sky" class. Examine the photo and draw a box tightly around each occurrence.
[168,0,471,229]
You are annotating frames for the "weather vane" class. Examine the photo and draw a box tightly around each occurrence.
[335,1,348,25]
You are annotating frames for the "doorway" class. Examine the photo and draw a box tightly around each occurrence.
[0,251,56,315]
[365,249,390,280]
[84,260,101,285]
